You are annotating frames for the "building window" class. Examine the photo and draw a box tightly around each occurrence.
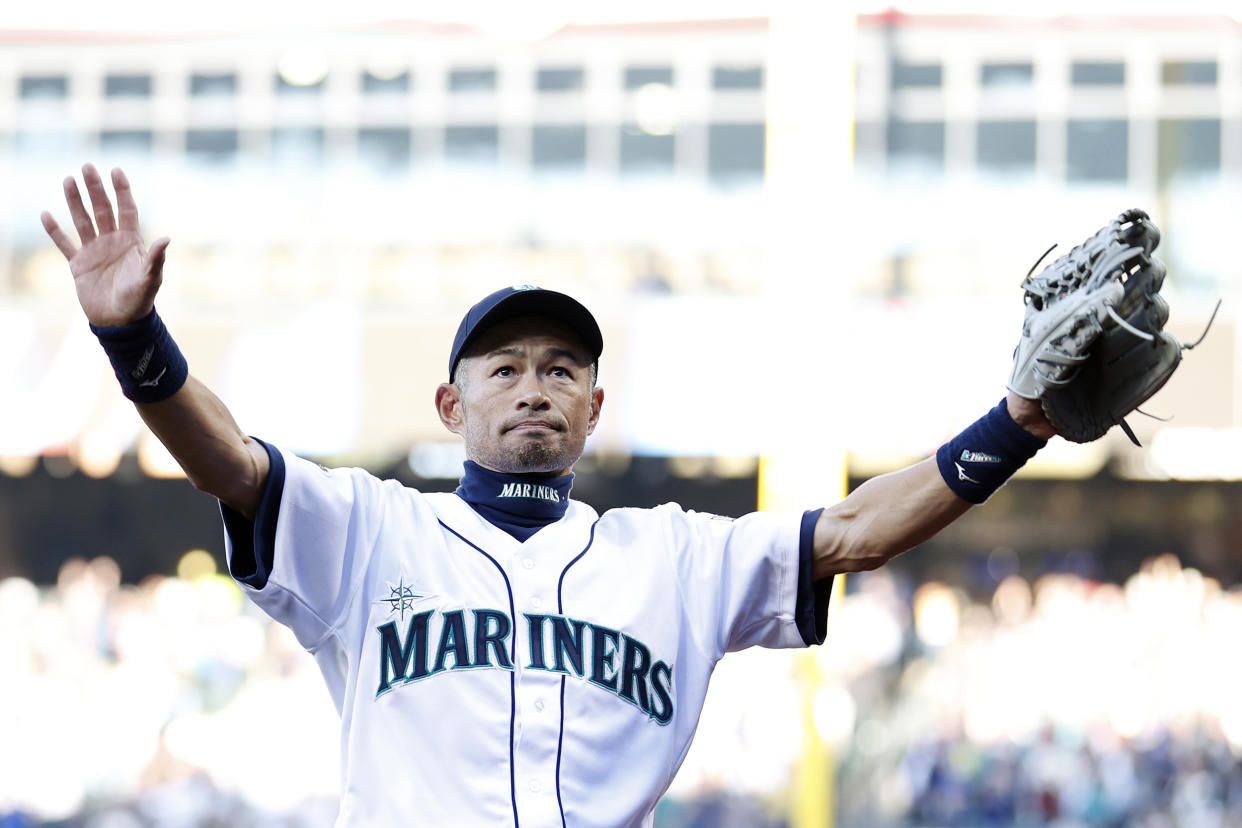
[626,66,673,89]
[708,123,765,185]
[105,74,152,97]
[1158,119,1220,185]
[186,129,239,163]
[619,126,674,175]
[1071,61,1125,86]
[886,120,945,172]
[362,70,410,94]
[445,125,499,164]
[713,65,763,90]
[1066,119,1127,182]
[891,61,941,89]
[981,62,1033,88]
[99,130,153,155]
[19,75,68,99]
[359,127,411,170]
[275,75,325,95]
[537,67,584,92]
[852,121,884,173]
[1161,61,1216,86]
[532,125,586,171]
[977,120,1036,172]
[190,73,237,96]
[448,69,496,93]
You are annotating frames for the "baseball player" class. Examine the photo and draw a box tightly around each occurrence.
[44,164,1060,827]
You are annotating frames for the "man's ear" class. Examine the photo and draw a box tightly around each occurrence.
[436,383,465,435]
[586,386,604,435]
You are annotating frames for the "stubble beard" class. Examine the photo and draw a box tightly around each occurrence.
[470,432,580,475]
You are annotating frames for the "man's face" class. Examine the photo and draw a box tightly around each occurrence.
[436,315,603,476]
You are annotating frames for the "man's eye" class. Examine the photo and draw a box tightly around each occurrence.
[495,367,514,377]
[550,367,571,378]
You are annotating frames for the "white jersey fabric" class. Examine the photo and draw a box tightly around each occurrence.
[224,446,819,827]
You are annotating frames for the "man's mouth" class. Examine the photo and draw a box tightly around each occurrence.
[506,420,561,433]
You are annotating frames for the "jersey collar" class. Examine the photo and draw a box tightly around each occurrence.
[455,460,574,542]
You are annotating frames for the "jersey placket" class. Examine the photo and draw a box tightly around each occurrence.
[509,536,572,825]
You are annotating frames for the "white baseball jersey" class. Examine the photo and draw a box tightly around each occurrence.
[223,444,825,827]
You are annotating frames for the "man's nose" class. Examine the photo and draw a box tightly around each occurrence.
[516,373,550,409]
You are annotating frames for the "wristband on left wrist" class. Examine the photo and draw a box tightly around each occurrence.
[90,308,189,403]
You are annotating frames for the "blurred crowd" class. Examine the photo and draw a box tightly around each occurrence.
[831,554,1242,828]
[3,551,1242,827]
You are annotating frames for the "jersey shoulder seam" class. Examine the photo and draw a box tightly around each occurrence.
[322,471,402,640]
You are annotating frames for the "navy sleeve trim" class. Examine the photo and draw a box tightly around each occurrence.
[221,438,286,590]
[795,507,832,647]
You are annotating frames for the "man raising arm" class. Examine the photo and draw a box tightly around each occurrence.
[41,164,269,519]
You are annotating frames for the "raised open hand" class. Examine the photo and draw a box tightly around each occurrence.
[41,164,169,328]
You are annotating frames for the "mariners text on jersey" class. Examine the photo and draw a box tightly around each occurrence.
[497,481,562,502]
[375,608,675,724]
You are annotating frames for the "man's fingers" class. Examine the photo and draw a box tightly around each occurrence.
[145,237,170,284]
[63,176,96,245]
[83,163,117,234]
[112,167,140,232]
[40,212,79,260]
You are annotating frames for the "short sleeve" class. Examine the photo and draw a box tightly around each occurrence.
[665,505,828,659]
[221,443,389,650]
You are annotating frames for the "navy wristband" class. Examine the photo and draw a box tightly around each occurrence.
[90,308,189,403]
[936,399,1046,504]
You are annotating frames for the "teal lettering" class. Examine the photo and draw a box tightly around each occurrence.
[376,610,432,696]
[473,610,512,668]
[433,610,470,672]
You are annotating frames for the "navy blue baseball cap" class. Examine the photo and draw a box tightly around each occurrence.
[448,285,603,380]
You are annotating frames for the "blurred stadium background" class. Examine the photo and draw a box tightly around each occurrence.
[3,2,1242,825]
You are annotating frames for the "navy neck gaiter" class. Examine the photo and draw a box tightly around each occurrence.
[455,460,574,541]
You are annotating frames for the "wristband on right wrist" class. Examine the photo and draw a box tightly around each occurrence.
[90,308,189,404]
[935,398,1047,504]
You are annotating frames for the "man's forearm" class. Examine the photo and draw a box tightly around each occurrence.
[136,375,270,520]
[812,458,969,579]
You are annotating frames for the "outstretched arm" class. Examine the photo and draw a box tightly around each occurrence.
[811,391,1055,579]
[42,164,269,518]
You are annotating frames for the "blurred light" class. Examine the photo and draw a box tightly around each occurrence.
[668,455,710,478]
[1150,428,1242,480]
[407,442,467,478]
[1020,438,1110,479]
[712,455,758,478]
[985,546,1018,582]
[633,83,680,136]
[364,52,408,82]
[0,455,38,477]
[0,577,40,621]
[992,574,1032,625]
[177,548,218,582]
[137,433,186,479]
[75,438,122,479]
[812,682,856,749]
[277,49,329,87]
[912,582,960,648]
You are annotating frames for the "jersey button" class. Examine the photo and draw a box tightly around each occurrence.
[522,558,535,569]
[528,780,541,793]
[531,596,543,609]
[534,698,545,712]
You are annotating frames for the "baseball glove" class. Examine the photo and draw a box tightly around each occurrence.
[1007,209,1201,445]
